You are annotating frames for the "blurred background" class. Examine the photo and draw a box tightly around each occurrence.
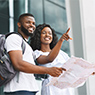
[0,0,95,95]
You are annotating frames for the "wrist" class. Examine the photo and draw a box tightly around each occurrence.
[45,67,50,74]
[59,38,64,43]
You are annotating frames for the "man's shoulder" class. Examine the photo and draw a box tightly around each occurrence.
[5,33,23,46]
[6,33,22,40]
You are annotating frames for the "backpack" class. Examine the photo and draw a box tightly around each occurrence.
[0,32,25,87]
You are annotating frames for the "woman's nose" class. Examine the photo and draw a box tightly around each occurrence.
[46,32,49,36]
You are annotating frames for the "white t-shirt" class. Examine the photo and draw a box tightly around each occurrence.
[4,34,39,92]
[34,50,69,68]
[34,50,74,95]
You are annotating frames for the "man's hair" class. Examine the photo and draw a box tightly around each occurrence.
[30,23,58,51]
[18,13,34,23]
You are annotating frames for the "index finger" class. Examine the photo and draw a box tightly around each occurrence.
[62,68,66,71]
[66,28,70,34]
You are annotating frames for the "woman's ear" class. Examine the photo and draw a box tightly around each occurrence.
[17,22,21,28]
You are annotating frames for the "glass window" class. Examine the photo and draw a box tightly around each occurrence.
[0,0,9,34]
[47,0,65,7]
[28,0,43,25]
[44,1,67,34]
[14,0,26,31]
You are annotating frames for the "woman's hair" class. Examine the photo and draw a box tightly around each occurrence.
[30,23,58,51]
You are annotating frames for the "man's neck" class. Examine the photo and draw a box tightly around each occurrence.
[18,31,29,40]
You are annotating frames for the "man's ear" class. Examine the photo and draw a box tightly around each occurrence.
[17,22,21,28]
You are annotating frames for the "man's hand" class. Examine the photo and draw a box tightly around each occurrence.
[60,28,72,41]
[47,67,66,77]
[92,72,95,75]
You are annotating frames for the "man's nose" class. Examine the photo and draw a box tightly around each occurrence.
[30,23,33,26]
[30,23,35,28]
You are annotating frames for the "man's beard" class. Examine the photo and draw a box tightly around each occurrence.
[21,25,34,37]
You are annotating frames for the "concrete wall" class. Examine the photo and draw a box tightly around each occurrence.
[65,0,95,95]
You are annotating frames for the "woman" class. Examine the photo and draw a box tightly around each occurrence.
[30,23,73,95]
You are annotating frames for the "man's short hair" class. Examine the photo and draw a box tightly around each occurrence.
[18,13,34,23]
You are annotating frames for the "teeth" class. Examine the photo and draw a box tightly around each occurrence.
[28,28,33,33]
[29,28,33,31]
[45,38,50,41]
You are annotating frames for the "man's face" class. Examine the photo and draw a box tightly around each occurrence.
[20,16,36,37]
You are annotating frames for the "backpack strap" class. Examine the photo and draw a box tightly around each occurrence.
[21,40,26,54]
[5,32,26,54]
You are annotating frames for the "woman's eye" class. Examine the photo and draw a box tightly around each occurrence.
[49,32,52,35]
[42,31,46,34]
[42,31,52,35]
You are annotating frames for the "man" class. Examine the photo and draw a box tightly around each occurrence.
[4,13,63,95]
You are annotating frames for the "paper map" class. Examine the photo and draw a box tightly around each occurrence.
[47,56,95,89]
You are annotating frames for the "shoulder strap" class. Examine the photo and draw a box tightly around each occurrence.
[21,39,26,54]
[5,32,26,54]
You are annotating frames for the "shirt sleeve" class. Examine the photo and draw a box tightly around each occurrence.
[60,50,70,61]
[33,50,43,60]
[5,34,22,52]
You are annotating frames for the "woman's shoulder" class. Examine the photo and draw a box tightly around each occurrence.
[60,50,67,55]
[33,50,43,59]
[59,50,69,59]
[34,50,42,54]
[34,50,49,54]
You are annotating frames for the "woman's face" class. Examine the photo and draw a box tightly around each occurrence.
[40,27,53,45]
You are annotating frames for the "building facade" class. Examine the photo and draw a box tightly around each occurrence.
[0,0,70,95]
[1,0,95,95]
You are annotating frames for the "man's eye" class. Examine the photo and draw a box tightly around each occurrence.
[26,22,30,23]
[33,22,35,25]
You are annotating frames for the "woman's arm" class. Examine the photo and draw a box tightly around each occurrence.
[37,28,72,64]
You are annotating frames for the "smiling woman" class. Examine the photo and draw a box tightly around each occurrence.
[30,24,58,51]
[30,23,73,95]
[40,27,53,48]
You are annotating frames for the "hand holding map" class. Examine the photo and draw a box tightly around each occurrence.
[47,56,95,89]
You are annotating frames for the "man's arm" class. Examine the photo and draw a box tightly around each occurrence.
[9,50,63,77]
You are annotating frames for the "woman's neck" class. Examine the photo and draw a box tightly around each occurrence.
[40,44,51,52]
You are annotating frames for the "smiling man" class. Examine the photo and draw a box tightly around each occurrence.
[18,14,36,38]
[4,13,64,95]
